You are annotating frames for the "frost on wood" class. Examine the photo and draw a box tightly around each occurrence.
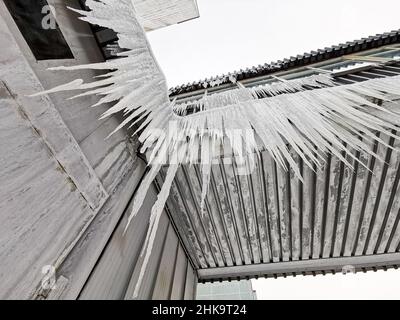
[31,0,400,298]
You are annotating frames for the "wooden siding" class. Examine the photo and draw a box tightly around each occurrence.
[0,80,97,299]
[0,0,196,300]
[78,185,197,300]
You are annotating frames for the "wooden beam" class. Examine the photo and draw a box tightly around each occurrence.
[198,253,400,281]
[343,55,394,63]
[383,45,400,50]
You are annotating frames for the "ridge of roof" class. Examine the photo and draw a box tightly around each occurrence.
[169,29,400,96]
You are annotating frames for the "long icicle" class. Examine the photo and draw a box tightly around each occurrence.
[132,163,179,299]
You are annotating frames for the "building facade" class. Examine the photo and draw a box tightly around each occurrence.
[168,32,400,282]
[197,281,257,300]
[2,0,400,301]
[0,0,198,300]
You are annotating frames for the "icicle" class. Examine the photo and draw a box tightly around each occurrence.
[172,74,337,115]
[29,0,400,301]
[124,164,162,233]
[200,137,212,215]
[29,79,84,97]
[132,164,179,299]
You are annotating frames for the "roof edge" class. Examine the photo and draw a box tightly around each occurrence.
[170,29,400,96]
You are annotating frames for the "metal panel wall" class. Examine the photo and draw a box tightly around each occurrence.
[165,65,400,281]
[79,185,198,300]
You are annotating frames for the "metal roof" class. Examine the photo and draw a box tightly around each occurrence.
[169,30,400,96]
[161,62,400,282]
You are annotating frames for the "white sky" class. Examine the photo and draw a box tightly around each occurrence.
[148,0,400,299]
[251,270,400,300]
[148,0,400,88]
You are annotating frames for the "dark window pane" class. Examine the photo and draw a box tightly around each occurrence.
[4,0,74,60]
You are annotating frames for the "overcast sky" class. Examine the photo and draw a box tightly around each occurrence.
[148,0,400,88]
[148,0,400,299]
[252,270,400,300]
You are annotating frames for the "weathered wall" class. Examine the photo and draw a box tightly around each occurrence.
[79,184,197,300]
[0,0,197,299]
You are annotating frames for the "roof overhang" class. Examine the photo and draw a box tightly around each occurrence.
[169,30,400,96]
[133,0,200,32]
[161,44,400,283]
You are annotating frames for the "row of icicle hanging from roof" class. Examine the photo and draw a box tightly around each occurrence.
[32,0,400,298]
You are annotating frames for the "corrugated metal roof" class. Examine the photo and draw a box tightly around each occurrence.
[169,30,400,96]
[162,63,400,282]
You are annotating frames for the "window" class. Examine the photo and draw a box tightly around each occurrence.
[4,0,74,60]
